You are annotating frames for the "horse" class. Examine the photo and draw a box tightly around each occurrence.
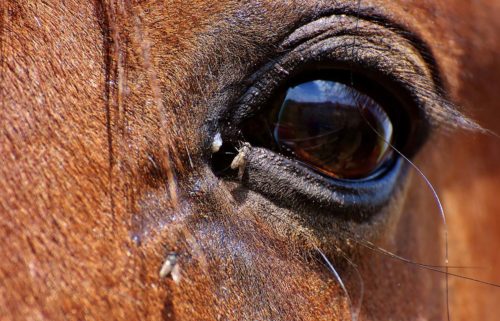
[2,0,499,320]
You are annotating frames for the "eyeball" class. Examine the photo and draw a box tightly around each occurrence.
[241,77,398,180]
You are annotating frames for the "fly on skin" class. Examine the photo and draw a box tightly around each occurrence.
[230,142,251,180]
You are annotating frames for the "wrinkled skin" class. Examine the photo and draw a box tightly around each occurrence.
[1,0,500,320]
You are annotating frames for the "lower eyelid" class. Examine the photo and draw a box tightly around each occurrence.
[239,146,408,222]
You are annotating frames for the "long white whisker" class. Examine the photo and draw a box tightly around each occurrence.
[355,96,451,320]
[337,250,364,321]
[316,247,357,321]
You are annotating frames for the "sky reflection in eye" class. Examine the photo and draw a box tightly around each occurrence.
[273,80,394,179]
[284,80,357,104]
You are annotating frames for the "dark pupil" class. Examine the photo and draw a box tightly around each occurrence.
[272,80,394,179]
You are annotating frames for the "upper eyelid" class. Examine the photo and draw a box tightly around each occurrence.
[281,14,437,94]
[280,7,484,132]
[281,10,440,88]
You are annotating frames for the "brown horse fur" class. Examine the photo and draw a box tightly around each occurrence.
[1,0,500,320]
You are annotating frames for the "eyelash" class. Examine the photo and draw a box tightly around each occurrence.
[223,66,432,166]
[219,12,456,138]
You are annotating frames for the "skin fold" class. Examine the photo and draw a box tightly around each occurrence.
[1,0,499,320]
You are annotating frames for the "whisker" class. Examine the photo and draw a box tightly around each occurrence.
[316,247,357,321]
[336,248,365,321]
[344,233,500,288]
[355,93,452,320]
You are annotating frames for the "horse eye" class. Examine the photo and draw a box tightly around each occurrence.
[242,78,396,180]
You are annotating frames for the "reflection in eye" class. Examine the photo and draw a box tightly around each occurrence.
[244,79,395,179]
